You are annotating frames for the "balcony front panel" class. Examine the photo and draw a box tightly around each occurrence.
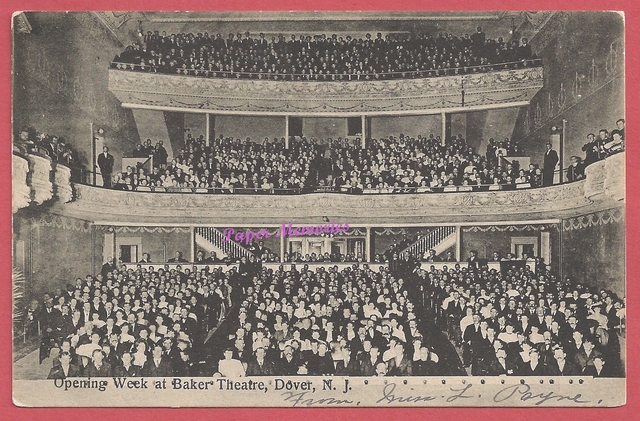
[50,177,620,226]
[108,66,544,115]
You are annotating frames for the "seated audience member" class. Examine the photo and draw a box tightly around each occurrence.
[168,251,189,263]
[218,347,246,377]
[47,351,80,379]
[85,348,112,377]
[567,156,585,182]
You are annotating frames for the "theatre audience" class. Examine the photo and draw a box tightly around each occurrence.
[212,262,451,377]
[29,247,623,378]
[32,262,234,378]
[14,127,82,169]
[579,117,626,172]
[420,261,624,377]
[116,131,538,193]
[112,30,537,80]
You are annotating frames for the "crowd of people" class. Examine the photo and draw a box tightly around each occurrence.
[112,28,537,81]
[421,256,625,377]
[112,131,541,193]
[14,127,82,169]
[28,257,463,379]
[112,116,626,193]
[29,261,232,378]
[573,118,626,181]
[26,244,624,379]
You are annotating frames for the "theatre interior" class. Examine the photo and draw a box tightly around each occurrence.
[12,11,625,381]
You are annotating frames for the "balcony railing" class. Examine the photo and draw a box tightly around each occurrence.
[110,58,543,81]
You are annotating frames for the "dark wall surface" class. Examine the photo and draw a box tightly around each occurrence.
[562,207,625,296]
[512,12,624,170]
[13,213,94,298]
[13,12,140,171]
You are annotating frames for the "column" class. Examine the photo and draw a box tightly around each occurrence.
[190,226,196,263]
[113,230,117,263]
[280,232,285,263]
[365,227,371,262]
[324,237,332,256]
[284,115,290,149]
[205,114,210,147]
[91,225,96,277]
[361,115,367,149]
[455,225,462,262]
[209,114,216,146]
[90,123,96,185]
[541,230,551,272]
[441,111,447,146]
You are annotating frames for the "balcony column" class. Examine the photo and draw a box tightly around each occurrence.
[365,227,371,262]
[441,112,446,146]
[455,225,462,262]
[190,226,196,263]
[284,115,290,149]
[361,115,367,149]
[205,114,210,147]
[280,230,285,263]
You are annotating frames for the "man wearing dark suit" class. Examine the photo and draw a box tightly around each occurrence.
[245,347,276,376]
[581,133,601,166]
[204,251,220,264]
[143,345,174,377]
[521,348,545,376]
[39,299,62,363]
[567,156,585,182]
[113,351,140,377]
[543,347,580,376]
[386,343,412,376]
[359,345,382,376]
[139,253,152,263]
[443,251,456,262]
[424,249,440,262]
[542,142,559,186]
[466,250,480,269]
[486,348,518,376]
[48,352,80,379]
[97,146,115,188]
[583,356,614,377]
[278,345,301,375]
[333,347,360,376]
[168,251,189,263]
[85,349,112,377]
[101,257,116,278]
[463,315,484,368]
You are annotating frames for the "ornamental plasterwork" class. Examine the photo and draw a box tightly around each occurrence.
[108,67,543,114]
[59,151,624,224]
[53,163,74,204]
[66,177,597,223]
[27,154,53,205]
[12,154,31,213]
[562,207,624,231]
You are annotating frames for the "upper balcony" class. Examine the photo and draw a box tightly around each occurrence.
[108,61,544,116]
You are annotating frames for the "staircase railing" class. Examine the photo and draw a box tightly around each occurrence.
[400,226,456,258]
[195,227,254,259]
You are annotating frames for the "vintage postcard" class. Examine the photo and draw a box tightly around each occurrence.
[11,11,625,407]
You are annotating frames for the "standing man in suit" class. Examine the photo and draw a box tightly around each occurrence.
[542,142,559,186]
[97,146,115,188]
